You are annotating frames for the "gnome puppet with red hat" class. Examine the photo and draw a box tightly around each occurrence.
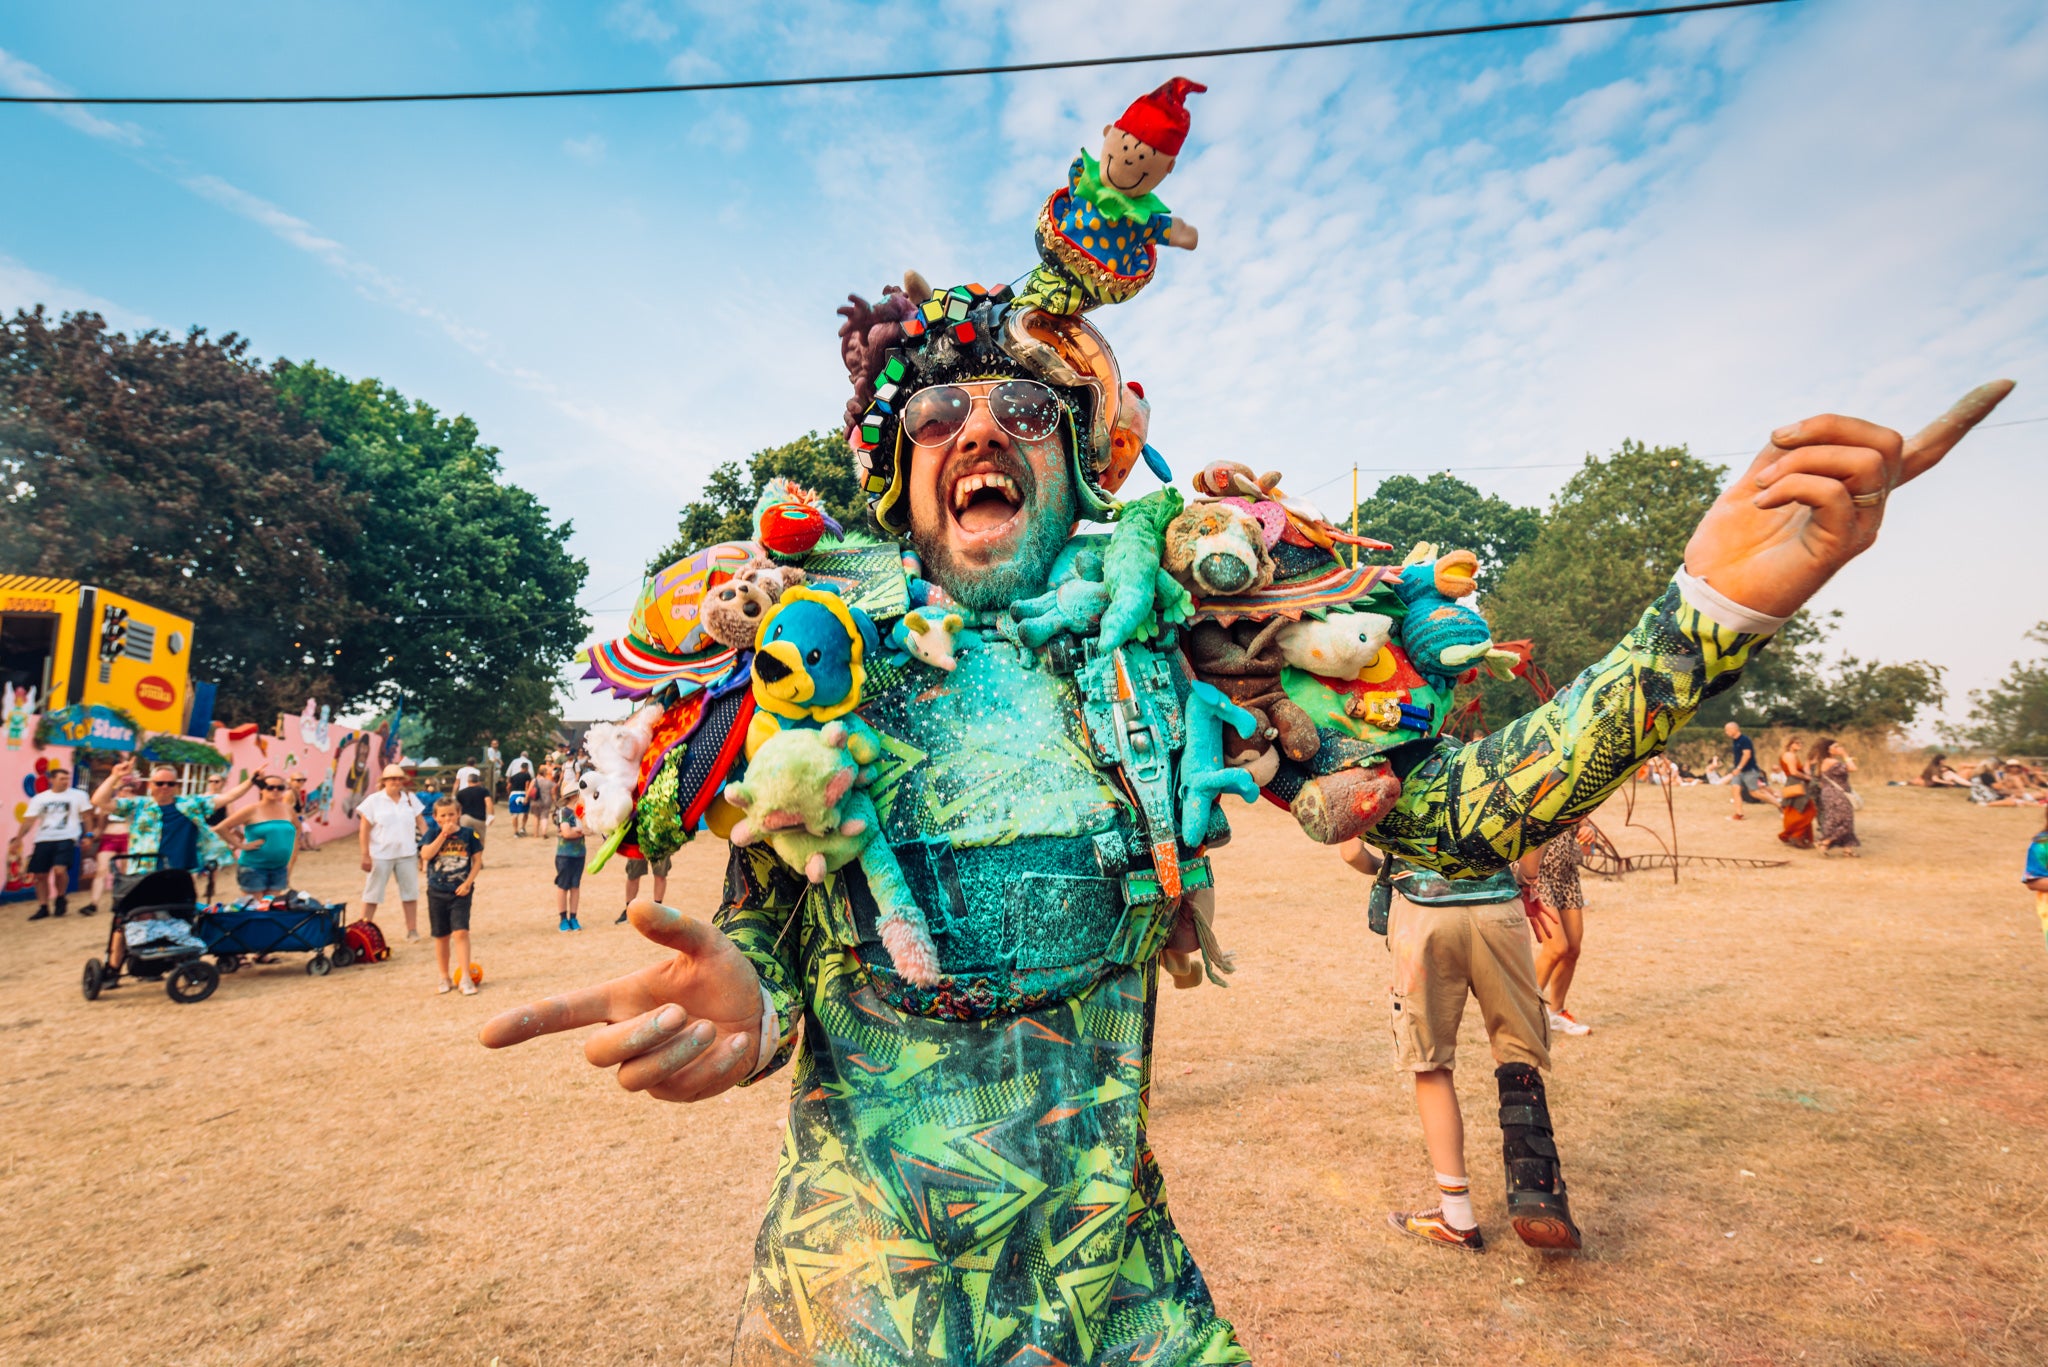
[1017,76,1206,313]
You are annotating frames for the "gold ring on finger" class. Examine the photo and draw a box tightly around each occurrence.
[1850,489,1886,508]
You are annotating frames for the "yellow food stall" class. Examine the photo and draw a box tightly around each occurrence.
[0,575,197,728]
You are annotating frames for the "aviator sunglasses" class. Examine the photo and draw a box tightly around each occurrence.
[900,378,1066,448]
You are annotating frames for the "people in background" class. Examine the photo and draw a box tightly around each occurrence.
[455,766,494,838]
[1525,827,1594,1037]
[2023,809,2048,952]
[507,763,533,838]
[11,766,93,920]
[1916,753,1967,787]
[1813,738,1860,856]
[621,851,670,925]
[554,802,587,932]
[90,758,252,889]
[1724,720,1774,819]
[1777,737,1816,849]
[421,796,484,995]
[1339,837,1581,1253]
[483,737,503,796]
[357,763,428,939]
[215,775,301,896]
[90,772,140,912]
[530,763,558,828]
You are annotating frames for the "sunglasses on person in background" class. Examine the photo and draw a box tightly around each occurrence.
[149,780,177,788]
[901,379,1066,448]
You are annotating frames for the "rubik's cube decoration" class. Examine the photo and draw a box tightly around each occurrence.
[849,282,1013,499]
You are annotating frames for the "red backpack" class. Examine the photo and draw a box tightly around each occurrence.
[344,919,391,964]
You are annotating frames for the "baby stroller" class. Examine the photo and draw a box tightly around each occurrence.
[83,867,220,1004]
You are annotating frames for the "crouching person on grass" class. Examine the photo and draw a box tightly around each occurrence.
[422,797,484,996]
[1341,837,1579,1253]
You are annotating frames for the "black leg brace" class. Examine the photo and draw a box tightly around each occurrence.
[1496,1062,1581,1247]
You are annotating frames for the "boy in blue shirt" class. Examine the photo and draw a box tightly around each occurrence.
[2025,810,2048,951]
[554,804,586,932]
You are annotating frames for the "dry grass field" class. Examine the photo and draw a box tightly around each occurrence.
[3,784,2044,1365]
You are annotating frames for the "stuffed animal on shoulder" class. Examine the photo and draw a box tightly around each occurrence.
[703,555,806,651]
[1391,544,1521,685]
[746,585,883,761]
[1274,610,1396,681]
[1163,498,1275,598]
[724,721,938,986]
[751,479,844,561]
[578,702,663,840]
[888,609,978,672]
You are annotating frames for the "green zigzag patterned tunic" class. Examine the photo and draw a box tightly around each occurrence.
[715,575,1768,1365]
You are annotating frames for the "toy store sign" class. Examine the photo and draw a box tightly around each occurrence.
[45,704,138,752]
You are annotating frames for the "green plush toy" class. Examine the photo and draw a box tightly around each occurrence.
[723,721,939,986]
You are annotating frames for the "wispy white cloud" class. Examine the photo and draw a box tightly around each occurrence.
[563,133,608,162]
[608,0,677,45]
[0,254,153,331]
[0,46,144,145]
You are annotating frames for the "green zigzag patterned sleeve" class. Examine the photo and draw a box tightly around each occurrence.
[1371,577,1772,877]
[713,844,808,1085]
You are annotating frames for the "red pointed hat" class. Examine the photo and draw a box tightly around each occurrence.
[1114,77,1207,157]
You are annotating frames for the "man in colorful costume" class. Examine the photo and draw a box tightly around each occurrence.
[482,110,2011,1364]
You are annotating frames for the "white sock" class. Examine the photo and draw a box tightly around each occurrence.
[1436,1172,1476,1230]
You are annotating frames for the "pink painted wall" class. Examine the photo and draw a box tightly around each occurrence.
[3,722,78,896]
[207,709,389,850]
[2,708,392,871]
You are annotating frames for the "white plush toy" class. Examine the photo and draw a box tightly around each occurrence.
[1274,610,1394,681]
[577,702,662,838]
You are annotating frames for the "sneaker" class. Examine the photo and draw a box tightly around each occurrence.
[459,978,478,996]
[405,930,421,942]
[615,909,630,925]
[568,915,582,931]
[558,916,570,932]
[78,904,98,917]
[54,895,68,917]
[1550,1009,1591,1037]
[28,906,50,921]
[437,980,453,995]
[1388,1208,1484,1251]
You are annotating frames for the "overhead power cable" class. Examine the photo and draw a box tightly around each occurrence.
[0,1,1797,107]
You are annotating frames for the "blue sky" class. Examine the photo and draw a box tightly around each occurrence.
[3,0,2043,732]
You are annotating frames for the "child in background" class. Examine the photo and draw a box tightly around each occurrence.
[2025,809,2048,951]
[421,796,485,995]
[554,803,587,932]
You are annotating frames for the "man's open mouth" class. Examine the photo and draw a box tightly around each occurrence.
[947,462,1027,539]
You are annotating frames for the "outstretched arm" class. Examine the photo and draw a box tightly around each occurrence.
[479,846,809,1101]
[1372,384,2010,876]
[479,899,768,1102]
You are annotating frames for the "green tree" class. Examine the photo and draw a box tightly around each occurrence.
[647,431,867,571]
[1349,472,1541,594]
[1481,440,1726,686]
[1946,624,2048,754]
[272,362,589,754]
[0,308,364,721]
[1694,607,1945,734]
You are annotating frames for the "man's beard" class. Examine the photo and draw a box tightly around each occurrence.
[912,472,1077,613]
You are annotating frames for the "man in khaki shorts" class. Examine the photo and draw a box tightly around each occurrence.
[616,850,671,926]
[1342,837,1580,1253]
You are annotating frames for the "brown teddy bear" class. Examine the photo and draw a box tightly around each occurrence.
[1163,499,1275,599]
[702,555,806,650]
